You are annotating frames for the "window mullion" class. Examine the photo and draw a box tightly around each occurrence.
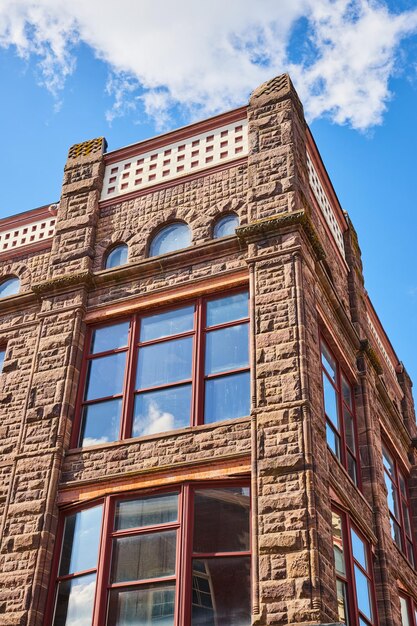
[192,298,204,427]
[179,484,192,626]
[344,515,361,626]
[93,497,112,626]
[336,366,348,471]
[121,316,139,439]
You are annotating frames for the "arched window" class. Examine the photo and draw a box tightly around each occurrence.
[105,244,128,269]
[0,276,20,299]
[149,222,191,257]
[213,213,239,238]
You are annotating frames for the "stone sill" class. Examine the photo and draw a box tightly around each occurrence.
[65,415,252,457]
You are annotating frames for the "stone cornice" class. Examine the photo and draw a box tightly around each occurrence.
[359,339,383,375]
[236,210,326,261]
[32,271,92,296]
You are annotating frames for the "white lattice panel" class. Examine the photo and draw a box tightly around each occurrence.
[306,152,345,258]
[367,312,397,377]
[101,120,248,201]
[0,216,56,252]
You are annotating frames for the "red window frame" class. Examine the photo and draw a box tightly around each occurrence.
[400,593,417,626]
[46,481,251,626]
[0,345,5,373]
[71,289,250,448]
[332,507,378,626]
[382,442,416,567]
[320,337,361,487]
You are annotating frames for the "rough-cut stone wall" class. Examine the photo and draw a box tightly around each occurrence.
[0,73,415,626]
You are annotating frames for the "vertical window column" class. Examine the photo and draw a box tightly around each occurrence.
[332,509,377,626]
[78,321,130,447]
[382,445,415,566]
[321,340,359,486]
[52,504,103,625]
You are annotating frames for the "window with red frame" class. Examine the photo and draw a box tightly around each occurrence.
[400,594,417,626]
[321,339,359,486]
[49,484,251,626]
[75,291,250,448]
[332,509,378,626]
[382,444,415,567]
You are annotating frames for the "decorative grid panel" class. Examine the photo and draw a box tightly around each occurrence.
[366,312,397,377]
[101,120,248,201]
[306,151,345,258]
[0,216,56,253]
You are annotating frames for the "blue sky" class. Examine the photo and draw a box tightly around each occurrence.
[0,0,416,385]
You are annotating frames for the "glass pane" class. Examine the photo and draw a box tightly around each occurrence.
[204,372,250,423]
[390,517,402,548]
[191,557,250,626]
[115,494,178,531]
[400,596,410,626]
[0,277,20,298]
[384,473,400,519]
[336,579,350,625]
[136,337,192,389]
[150,223,191,257]
[354,565,373,621]
[213,214,239,238]
[80,398,122,447]
[326,422,341,459]
[106,244,128,269]
[111,530,176,583]
[133,384,191,437]
[341,373,352,409]
[344,408,356,452]
[0,348,5,373]
[399,471,407,499]
[85,353,126,401]
[407,540,415,566]
[351,528,367,570]
[322,374,339,429]
[321,342,336,381]
[206,293,248,327]
[53,573,96,626]
[107,584,175,626]
[402,501,412,537]
[140,306,194,342]
[205,324,248,375]
[347,452,358,485]
[59,506,102,576]
[332,512,346,575]
[382,447,395,477]
[193,487,250,553]
[90,322,129,354]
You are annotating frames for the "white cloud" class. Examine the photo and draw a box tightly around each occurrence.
[134,401,175,437]
[0,0,417,129]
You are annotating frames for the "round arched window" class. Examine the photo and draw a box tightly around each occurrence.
[0,276,20,299]
[213,213,239,238]
[105,244,128,269]
[149,222,191,257]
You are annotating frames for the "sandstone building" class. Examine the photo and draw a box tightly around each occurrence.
[0,74,416,626]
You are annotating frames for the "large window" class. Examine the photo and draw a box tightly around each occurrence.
[332,509,377,626]
[75,291,250,448]
[382,444,415,566]
[49,484,251,626]
[400,594,417,626]
[321,339,359,486]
